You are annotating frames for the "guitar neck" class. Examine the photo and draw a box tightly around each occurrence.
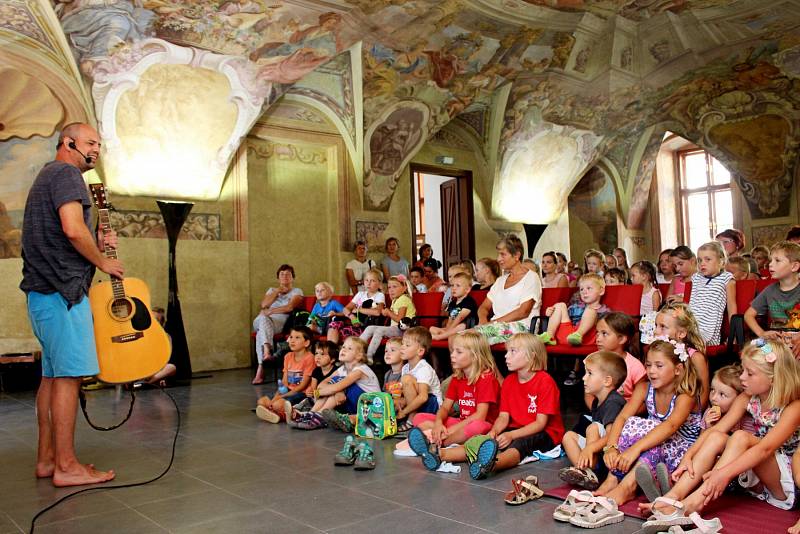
[97,208,124,295]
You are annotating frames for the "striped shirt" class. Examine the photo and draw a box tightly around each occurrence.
[689,271,733,345]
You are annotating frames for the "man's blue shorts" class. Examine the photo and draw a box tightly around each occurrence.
[27,291,99,378]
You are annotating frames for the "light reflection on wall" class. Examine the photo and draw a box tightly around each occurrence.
[493,127,601,224]
[102,64,238,200]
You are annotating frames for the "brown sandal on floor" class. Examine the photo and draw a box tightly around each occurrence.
[559,466,600,490]
[503,475,544,506]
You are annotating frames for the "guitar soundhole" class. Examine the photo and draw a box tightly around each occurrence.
[111,298,133,320]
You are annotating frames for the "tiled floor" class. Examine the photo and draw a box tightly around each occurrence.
[0,369,645,533]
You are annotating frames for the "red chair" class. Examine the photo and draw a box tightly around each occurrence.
[412,291,445,329]
[658,283,671,302]
[755,278,776,294]
[704,279,756,360]
[471,289,489,308]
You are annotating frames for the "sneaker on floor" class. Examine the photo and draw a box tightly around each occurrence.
[283,399,293,420]
[334,435,358,466]
[353,440,376,470]
[563,371,579,386]
[468,437,498,480]
[296,411,327,430]
[321,409,354,433]
[256,405,280,424]
[294,398,313,413]
[408,427,441,471]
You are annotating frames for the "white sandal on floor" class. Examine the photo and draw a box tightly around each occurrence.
[569,496,624,528]
[667,512,722,534]
[635,496,694,533]
[553,489,596,521]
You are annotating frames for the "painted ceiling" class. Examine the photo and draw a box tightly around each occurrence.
[1,0,799,223]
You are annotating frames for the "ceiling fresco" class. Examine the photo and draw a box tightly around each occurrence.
[0,0,798,222]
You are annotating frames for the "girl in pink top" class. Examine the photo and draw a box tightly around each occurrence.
[595,312,646,401]
[666,246,696,304]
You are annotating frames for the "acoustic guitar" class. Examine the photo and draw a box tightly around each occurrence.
[88,183,171,384]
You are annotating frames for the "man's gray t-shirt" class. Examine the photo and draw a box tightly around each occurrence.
[750,283,800,329]
[20,161,95,306]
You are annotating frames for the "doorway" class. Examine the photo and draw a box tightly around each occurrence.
[410,164,475,280]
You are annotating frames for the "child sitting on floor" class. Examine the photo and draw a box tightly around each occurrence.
[700,364,746,431]
[430,272,479,341]
[409,333,563,481]
[641,338,800,525]
[655,302,709,407]
[294,337,380,430]
[288,341,338,423]
[562,338,703,529]
[395,327,442,432]
[255,326,315,424]
[307,282,345,336]
[559,351,627,490]
[411,331,501,447]
[325,337,406,433]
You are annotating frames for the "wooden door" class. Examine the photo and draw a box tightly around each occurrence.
[440,178,463,280]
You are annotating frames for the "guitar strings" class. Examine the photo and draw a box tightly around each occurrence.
[29,387,181,534]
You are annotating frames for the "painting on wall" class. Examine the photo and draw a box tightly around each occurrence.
[355,220,390,252]
[0,135,56,259]
[752,224,793,248]
[110,210,221,240]
[568,166,618,253]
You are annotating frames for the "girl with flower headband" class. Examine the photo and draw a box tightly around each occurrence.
[359,274,415,364]
[654,302,710,408]
[569,339,702,528]
[640,338,800,528]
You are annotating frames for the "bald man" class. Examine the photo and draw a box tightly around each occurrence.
[20,122,124,487]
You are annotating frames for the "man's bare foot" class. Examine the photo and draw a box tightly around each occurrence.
[37,462,96,479]
[36,461,55,478]
[53,464,115,487]
[788,518,800,534]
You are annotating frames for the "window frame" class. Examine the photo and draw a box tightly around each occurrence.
[677,148,732,250]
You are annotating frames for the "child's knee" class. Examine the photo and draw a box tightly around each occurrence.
[401,374,418,387]
[563,430,578,443]
[256,396,269,408]
[729,429,755,447]
[705,430,729,449]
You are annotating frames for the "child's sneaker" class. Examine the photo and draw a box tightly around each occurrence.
[321,409,354,433]
[566,332,583,346]
[408,427,441,471]
[255,405,280,424]
[296,411,327,430]
[563,370,578,386]
[283,399,293,421]
[334,435,358,466]
[294,398,313,413]
[353,440,376,470]
[538,332,557,346]
[467,436,498,480]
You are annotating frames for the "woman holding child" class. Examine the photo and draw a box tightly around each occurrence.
[473,235,542,345]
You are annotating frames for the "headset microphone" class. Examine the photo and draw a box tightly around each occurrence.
[68,141,93,165]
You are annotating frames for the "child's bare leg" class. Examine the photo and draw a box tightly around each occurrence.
[327,327,340,344]
[577,307,598,336]
[429,326,444,340]
[584,424,601,468]
[311,398,326,411]
[646,430,729,514]
[439,446,468,464]
[492,448,522,473]
[256,395,271,409]
[681,431,760,514]
[594,473,620,496]
[790,451,800,534]
[546,302,569,336]
[320,392,345,411]
[415,420,435,431]
[603,467,639,506]
[269,396,285,412]
[400,375,420,417]
[563,431,582,466]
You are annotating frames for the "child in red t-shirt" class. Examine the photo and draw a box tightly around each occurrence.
[411,332,501,448]
[410,332,563,479]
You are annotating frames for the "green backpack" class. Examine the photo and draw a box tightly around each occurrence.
[355,392,397,439]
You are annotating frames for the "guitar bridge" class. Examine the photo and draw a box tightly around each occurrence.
[111,332,144,343]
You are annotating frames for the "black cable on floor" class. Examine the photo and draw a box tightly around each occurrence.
[29,387,181,534]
